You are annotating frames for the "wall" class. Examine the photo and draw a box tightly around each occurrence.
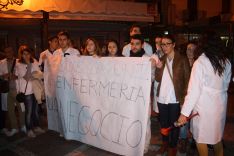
[169,0,187,25]
[168,0,228,25]
[198,0,222,17]
[231,0,234,13]
[0,19,130,59]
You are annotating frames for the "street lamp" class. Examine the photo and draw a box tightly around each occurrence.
[0,0,24,10]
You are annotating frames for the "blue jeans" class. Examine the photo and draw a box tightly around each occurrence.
[24,94,39,130]
[179,122,189,139]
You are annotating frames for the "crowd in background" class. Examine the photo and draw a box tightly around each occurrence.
[0,24,232,156]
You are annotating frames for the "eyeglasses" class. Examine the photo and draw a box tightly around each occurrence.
[161,42,173,47]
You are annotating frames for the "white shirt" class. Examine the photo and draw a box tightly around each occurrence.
[0,58,9,76]
[38,49,60,66]
[15,60,41,95]
[54,47,80,56]
[158,58,178,104]
[122,42,153,57]
[0,59,11,111]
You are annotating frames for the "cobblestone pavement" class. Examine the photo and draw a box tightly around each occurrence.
[0,94,234,156]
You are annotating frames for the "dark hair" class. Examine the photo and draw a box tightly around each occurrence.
[155,34,162,39]
[18,45,34,64]
[106,39,122,57]
[83,37,101,56]
[200,30,229,76]
[57,31,70,39]
[130,24,141,33]
[130,34,144,44]
[48,35,58,42]
[187,40,199,60]
[162,34,176,43]
[188,40,198,45]
[3,45,12,50]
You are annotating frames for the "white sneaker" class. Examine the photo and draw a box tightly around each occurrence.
[21,126,27,134]
[6,129,19,137]
[34,127,45,134]
[27,130,36,138]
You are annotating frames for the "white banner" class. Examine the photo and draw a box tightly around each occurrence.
[44,56,151,156]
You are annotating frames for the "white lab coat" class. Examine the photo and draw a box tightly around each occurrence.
[53,47,80,56]
[38,49,61,66]
[181,54,232,144]
[15,60,41,95]
[0,58,15,111]
[0,59,9,75]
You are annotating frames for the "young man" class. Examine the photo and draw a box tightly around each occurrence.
[38,36,59,116]
[54,31,80,57]
[130,34,147,57]
[39,35,59,68]
[122,25,153,57]
[54,31,80,138]
[128,34,156,153]
[0,46,26,136]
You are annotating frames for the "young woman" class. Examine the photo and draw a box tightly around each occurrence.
[83,38,101,56]
[186,41,197,67]
[16,45,44,138]
[155,34,191,156]
[178,32,232,156]
[106,39,122,57]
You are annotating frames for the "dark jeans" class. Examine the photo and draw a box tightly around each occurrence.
[158,102,180,148]
[24,94,39,130]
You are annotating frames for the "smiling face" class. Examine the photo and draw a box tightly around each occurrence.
[161,38,175,55]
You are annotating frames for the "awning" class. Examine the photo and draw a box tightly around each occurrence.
[0,0,159,22]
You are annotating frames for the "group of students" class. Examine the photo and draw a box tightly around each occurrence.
[153,31,231,156]
[0,24,232,156]
[0,45,45,138]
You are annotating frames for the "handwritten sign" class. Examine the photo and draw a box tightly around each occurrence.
[44,56,151,156]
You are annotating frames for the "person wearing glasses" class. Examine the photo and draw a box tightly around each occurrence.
[154,35,190,156]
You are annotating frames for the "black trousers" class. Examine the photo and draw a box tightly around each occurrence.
[0,94,6,130]
[158,102,180,148]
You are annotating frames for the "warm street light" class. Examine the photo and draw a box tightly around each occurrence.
[0,0,24,10]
